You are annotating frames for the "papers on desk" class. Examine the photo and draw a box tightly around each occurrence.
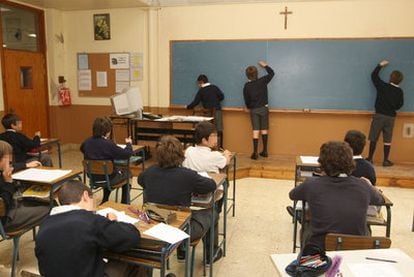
[347,263,402,277]
[97,207,139,225]
[12,168,72,182]
[117,144,127,148]
[143,222,189,244]
[197,171,212,178]
[155,115,213,122]
[300,156,320,165]
[40,138,48,142]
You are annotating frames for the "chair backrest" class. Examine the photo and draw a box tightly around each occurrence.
[82,160,115,190]
[325,233,391,251]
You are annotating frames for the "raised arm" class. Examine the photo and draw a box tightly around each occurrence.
[259,60,275,84]
[371,60,389,89]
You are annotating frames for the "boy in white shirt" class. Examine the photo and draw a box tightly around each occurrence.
[183,121,231,173]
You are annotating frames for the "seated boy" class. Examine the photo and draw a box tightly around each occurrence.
[81,117,133,204]
[289,141,385,251]
[344,130,376,186]
[0,113,53,167]
[35,180,148,277]
[138,135,222,264]
[183,121,231,173]
[0,141,49,233]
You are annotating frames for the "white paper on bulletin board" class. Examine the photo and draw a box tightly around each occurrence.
[110,53,130,69]
[130,52,143,68]
[78,70,92,91]
[116,69,130,82]
[96,71,108,87]
[131,68,143,81]
[116,81,130,93]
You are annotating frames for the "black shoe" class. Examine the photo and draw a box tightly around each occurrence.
[383,160,394,167]
[206,248,223,265]
[177,248,186,263]
[286,206,294,217]
[250,152,258,160]
[259,151,268,158]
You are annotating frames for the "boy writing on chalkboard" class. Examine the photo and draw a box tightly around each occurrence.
[243,60,275,160]
[187,74,225,147]
[367,60,404,167]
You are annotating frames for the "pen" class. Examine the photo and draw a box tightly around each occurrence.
[365,257,397,263]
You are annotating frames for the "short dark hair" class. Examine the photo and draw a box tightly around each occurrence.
[155,135,184,168]
[2,113,21,129]
[0,140,13,159]
[92,117,112,137]
[390,70,403,85]
[194,121,217,144]
[245,66,258,80]
[197,74,208,83]
[318,141,355,177]
[344,130,366,155]
[58,180,93,205]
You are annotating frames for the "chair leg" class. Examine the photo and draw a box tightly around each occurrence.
[32,227,37,240]
[203,240,206,276]
[12,236,21,277]
[115,188,119,203]
[190,245,196,277]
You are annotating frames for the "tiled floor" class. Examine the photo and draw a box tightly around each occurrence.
[0,149,413,276]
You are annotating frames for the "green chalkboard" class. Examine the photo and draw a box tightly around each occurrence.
[171,39,414,111]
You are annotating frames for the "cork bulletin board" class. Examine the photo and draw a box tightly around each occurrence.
[77,52,132,97]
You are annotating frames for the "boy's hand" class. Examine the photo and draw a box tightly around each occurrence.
[125,137,132,144]
[379,60,389,67]
[258,60,268,67]
[106,212,118,221]
[35,131,41,137]
[3,164,13,183]
[26,161,41,168]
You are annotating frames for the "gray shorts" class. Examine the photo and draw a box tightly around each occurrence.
[368,113,395,143]
[250,106,269,130]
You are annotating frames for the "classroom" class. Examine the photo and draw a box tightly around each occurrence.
[0,0,413,276]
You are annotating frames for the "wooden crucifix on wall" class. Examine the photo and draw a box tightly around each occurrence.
[279,6,293,30]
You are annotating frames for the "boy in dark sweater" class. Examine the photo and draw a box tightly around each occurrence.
[289,141,384,250]
[243,60,275,160]
[0,113,53,167]
[187,74,225,147]
[367,60,404,167]
[35,180,148,277]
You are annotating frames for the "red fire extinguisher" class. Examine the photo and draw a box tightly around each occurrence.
[58,76,71,106]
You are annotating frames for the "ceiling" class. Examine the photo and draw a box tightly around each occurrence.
[14,0,359,11]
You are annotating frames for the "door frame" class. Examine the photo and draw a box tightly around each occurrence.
[0,0,50,134]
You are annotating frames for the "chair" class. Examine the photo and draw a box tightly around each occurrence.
[82,160,130,203]
[0,198,38,277]
[325,233,391,251]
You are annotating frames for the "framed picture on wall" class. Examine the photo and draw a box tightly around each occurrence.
[94,14,110,40]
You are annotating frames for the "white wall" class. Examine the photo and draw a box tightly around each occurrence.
[44,7,149,106]
[156,0,414,107]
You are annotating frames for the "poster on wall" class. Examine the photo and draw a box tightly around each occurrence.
[78,53,89,70]
[109,53,130,69]
[130,52,143,81]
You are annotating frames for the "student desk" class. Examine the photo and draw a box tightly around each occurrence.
[12,167,82,207]
[271,248,414,276]
[223,152,237,218]
[109,114,214,145]
[191,173,227,277]
[292,156,393,253]
[99,201,192,277]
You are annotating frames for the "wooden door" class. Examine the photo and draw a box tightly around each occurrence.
[2,48,50,137]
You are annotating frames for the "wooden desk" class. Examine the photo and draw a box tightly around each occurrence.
[223,153,237,218]
[40,138,62,168]
[109,114,214,145]
[99,201,192,277]
[271,248,414,276]
[12,167,82,206]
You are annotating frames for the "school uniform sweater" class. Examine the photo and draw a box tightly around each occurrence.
[289,175,384,249]
[371,65,404,117]
[138,165,216,207]
[243,65,275,109]
[352,158,376,186]
[0,130,40,163]
[187,84,224,110]
[35,209,140,277]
